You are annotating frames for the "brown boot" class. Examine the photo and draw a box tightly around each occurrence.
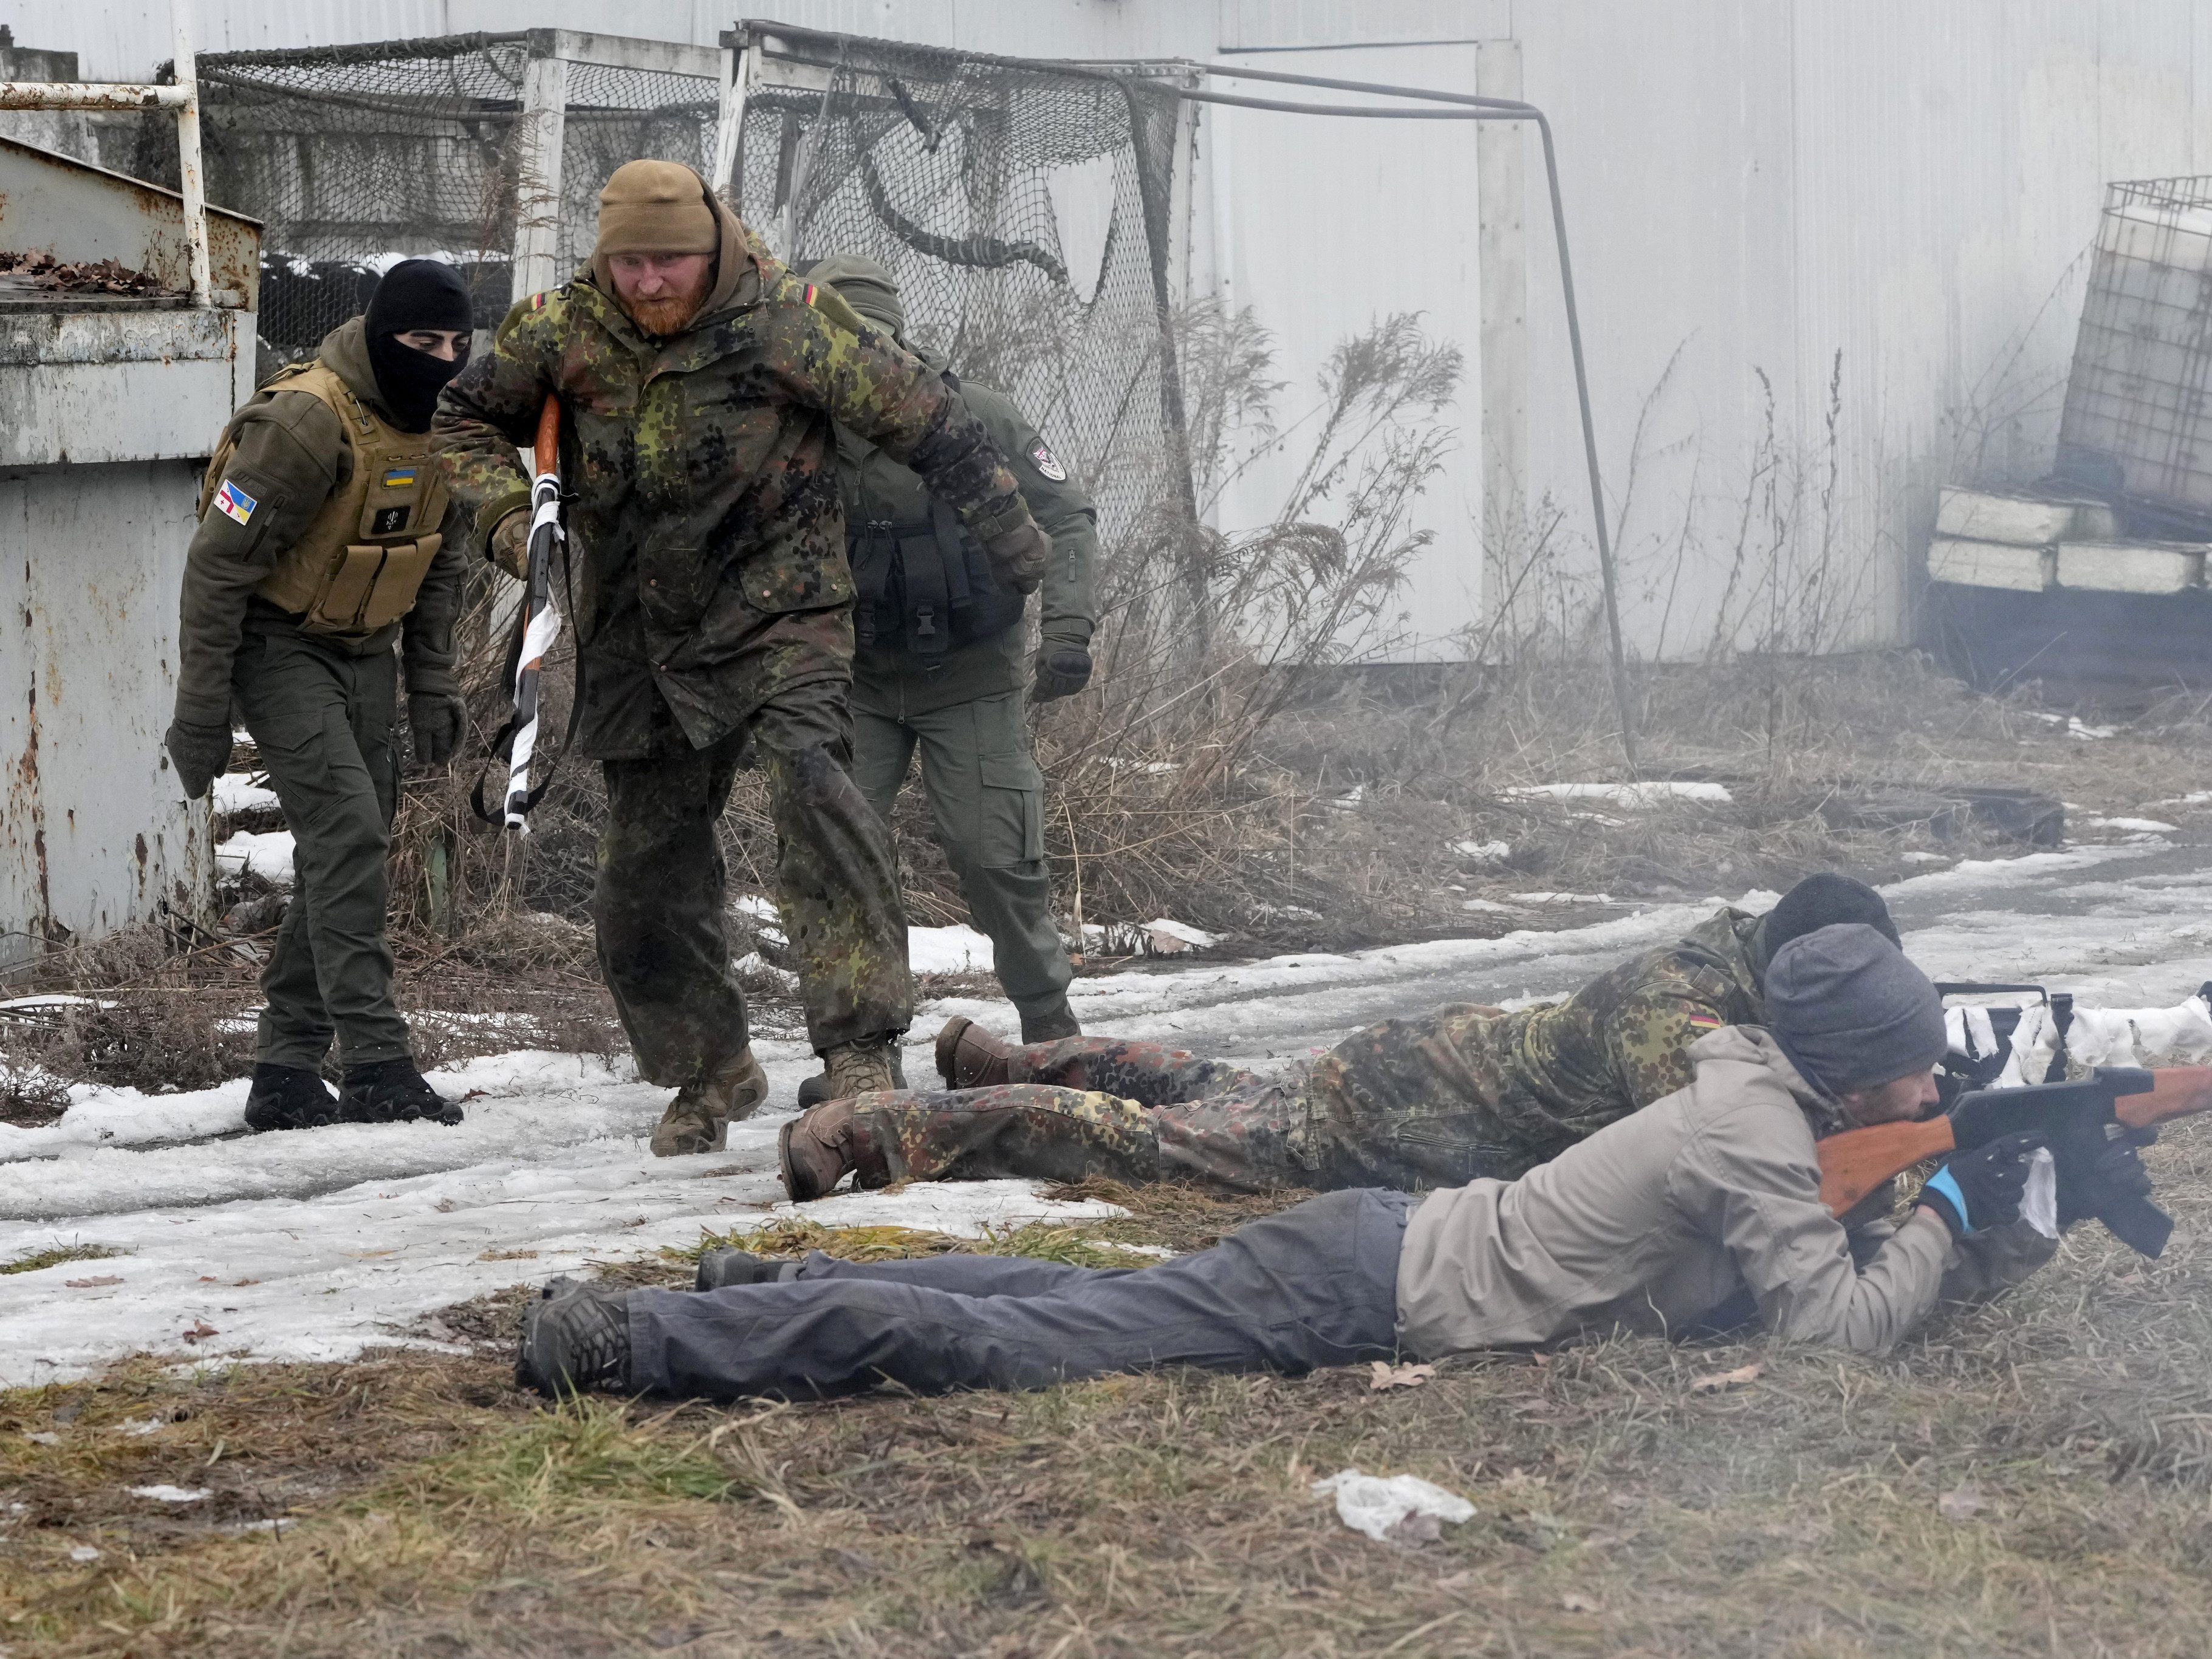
[778,1100,900,1200]
[1019,1002,1082,1044]
[935,1016,1018,1089]
[649,1046,769,1158]
[822,1036,900,1100]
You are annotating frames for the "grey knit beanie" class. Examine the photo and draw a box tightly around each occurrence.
[806,251,904,339]
[1763,923,1946,1095]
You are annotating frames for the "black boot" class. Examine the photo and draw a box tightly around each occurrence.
[340,1058,463,1126]
[515,1278,632,1397]
[242,1062,342,1132]
[694,1248,787,1290]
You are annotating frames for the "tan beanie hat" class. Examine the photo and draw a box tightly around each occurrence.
[594,160,719,259]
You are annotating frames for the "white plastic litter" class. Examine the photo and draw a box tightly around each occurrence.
[1311,1468,1475,1542]
[129,1485,211,1503]
[2021,1148,2058,1240]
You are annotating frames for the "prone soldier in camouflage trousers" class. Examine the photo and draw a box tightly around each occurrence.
[432,162,1052,1154]
[778,875,1901,1198]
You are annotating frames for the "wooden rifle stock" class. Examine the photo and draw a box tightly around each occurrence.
[1817,1065,2212,1219]
[2115,1064,2212,1131]
[1818,1118,1956,1217]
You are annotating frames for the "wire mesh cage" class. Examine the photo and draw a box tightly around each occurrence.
[160,33,718,355]
[734,25,1193,542]
[2056,176,2212,528]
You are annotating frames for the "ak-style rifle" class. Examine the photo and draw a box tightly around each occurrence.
[1817,1065,2212,1257]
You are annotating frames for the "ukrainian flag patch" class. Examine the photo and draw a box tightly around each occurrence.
[381,466,419,489]
[213,479,258,526]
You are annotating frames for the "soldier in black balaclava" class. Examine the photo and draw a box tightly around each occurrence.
[165,259,477,1131]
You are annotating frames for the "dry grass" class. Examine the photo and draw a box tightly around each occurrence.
[7,1129,2212,1655]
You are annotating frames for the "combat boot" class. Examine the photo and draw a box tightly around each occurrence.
[822,1036,901,1099]
[935,1015,1018,1088]
[695,1248,786,1290]
[1020,1002,1082,1044]
[650,1045,770,1158]
[340,1058,463,1126]
[794,1044,906,1112]
[777,1098,900,1201]
[515,1278,632,1397]
[242,1062,343,1132]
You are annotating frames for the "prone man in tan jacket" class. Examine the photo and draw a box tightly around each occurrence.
[513,925,2127,1400]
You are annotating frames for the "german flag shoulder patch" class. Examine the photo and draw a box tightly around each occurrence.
[1684,1009,1724,1031]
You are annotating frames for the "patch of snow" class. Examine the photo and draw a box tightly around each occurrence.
[910,925,995,974]
[1902,852,1950,864]
[212,775,279,815]
[1451,840,1512,864]
[216,830,295,886]
[2090,817,2179,834]
[0,994,108,1011]
[760,1180,1129,1235]
[69,1545,100,1562]
[129,1485,210,1503]
[1143,918,1220,953]
[1505,782,1731,808]
[2069,718,2119,741]
[1327,784,1366,810]
[1460,898,1519,914]
[1519,892,1618,906]
[114,1417,165,1436]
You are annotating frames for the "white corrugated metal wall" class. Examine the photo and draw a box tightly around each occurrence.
[34,1,2212,658]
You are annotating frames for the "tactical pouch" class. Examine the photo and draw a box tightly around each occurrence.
[846,501,1026,656]
[290,533,442,635]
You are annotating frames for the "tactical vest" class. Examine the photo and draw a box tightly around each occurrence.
[199,360,447,637]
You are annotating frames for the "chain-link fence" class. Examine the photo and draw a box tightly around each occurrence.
[734,25,1194,541]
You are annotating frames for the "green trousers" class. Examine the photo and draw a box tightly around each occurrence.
[850,686,1072,1022]
[594,680,912,1082]
[231,626,411,1071]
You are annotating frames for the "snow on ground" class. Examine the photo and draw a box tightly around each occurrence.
[215,830,295,885]
[212,775,279,816]
[908,924,995,974]
[5,838,2212,1385]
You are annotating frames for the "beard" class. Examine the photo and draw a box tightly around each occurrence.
[623,269,711,336]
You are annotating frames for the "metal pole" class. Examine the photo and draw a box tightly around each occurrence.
[1178,69,1640,772]
[710,29,755,201]
[171,1,213,308]
[509,32,569,304]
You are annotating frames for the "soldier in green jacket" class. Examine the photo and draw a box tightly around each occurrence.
[773,874,1902,1198]
[164,259,476,1131]
[431,163,1052,1156]
[787,255,1096,1109]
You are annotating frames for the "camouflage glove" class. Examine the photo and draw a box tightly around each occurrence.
[1032,633,1094,702]
[163,719,233,802]
[982,520,1050,595]
[489,509,531,580]
[408,692,468,768]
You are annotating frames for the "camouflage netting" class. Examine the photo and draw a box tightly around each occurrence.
[733,25,1193,539]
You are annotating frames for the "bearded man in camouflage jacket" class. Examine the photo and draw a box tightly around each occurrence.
[432,160,1052,1155]
[775,874,1902,1199]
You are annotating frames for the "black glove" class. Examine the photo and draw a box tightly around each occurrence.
[982,520,1049,595]
[2056,1124,2157,1230]
[163,719,233,802]
[408,692,467,768]
[1918,1131,2046,1240]
[1032,639,1093,702]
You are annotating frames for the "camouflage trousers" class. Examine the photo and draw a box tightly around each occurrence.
[840,1034,1512,1194]
[595,679,910,1084]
